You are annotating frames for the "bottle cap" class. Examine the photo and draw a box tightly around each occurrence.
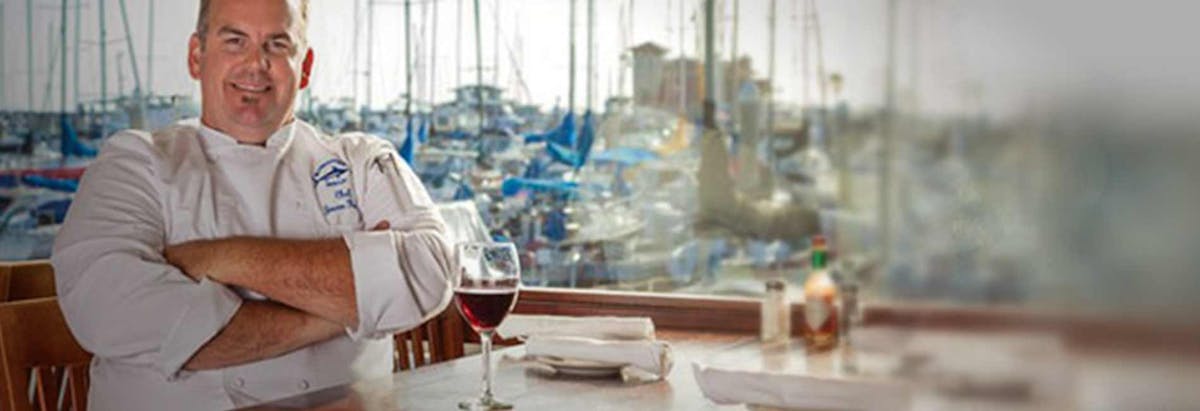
[811,235,827,249]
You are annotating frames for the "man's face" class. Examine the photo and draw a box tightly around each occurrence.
[188,0,312,143]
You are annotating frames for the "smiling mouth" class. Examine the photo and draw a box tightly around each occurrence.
[231,82,272,93]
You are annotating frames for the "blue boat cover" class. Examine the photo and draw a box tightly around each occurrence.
[20,175,79,193]
[545,110,597,169]
[60,116,98,158]
[500,177,580,198]
[399,117,416,164]
[524,112,576,146]
[418,117,429,144]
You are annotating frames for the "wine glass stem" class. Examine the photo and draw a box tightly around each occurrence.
[480,330,495,401]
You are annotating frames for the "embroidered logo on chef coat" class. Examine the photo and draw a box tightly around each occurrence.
[313,158,361,219]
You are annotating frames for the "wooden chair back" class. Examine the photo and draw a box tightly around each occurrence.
[393,307,467,371]
[0,297,91,411]
[0,260,57,302]
[390,201,485,371]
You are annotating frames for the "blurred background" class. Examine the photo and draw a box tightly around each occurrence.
[2,0,1199,324]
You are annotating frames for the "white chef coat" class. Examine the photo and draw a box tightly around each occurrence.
[51,119,454,411]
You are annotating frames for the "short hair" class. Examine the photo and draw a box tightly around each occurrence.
[195,0,309,46]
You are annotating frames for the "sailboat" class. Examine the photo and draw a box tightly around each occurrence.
[0,0,199,260]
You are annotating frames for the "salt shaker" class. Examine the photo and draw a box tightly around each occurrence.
[839,281,859,343]
[761,280,791,344]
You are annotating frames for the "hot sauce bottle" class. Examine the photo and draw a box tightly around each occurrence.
[802,235,839,351]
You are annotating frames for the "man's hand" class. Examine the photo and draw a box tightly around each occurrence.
[164,238,228,282]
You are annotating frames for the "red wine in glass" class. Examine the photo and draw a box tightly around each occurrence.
[455,288,518,331]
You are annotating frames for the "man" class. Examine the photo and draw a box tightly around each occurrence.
[50,0,454,409]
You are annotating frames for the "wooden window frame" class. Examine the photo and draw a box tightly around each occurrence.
[508,287,1200,353]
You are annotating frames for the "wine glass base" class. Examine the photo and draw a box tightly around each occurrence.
[458,396,513,410]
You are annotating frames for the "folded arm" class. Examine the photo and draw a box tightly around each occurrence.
[184,300,344,370]
[53,132,339,378]
[167,144,456,340]
[165,236,360,328]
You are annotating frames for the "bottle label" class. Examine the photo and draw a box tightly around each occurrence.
[806,298,830,331]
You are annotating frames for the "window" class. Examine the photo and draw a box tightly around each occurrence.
[2,1,1197,322]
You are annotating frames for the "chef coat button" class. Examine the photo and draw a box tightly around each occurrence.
[234,377,245,388]
[298,379,310,390]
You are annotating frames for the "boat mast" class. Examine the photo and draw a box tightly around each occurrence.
[730,0,739,114]
[514,12,525,103]
[492,0,499,86]
[415,0,424,107]
[799,0,828,124]
[881,0,898,278]
[616,0,629,99]
[800,0,808,108]
[627,0,634,97]
[766,0,776,139]
[116,52,124,98]
[703,0,715,129]
[810,0,828,111]
[117,0,145,126]
[147,0,153,97]
[366,0,374,110]
[457,0,462,90]
[116,0,141,94]
[73,0,80,109]
[99,0,107,106]
[405,0,412,118]
[61,0,68,113]
[352,0,360,109]
[586,0,594,112]
[568,0,576,114]
[431,0,439,105]
[0,4,5,106]
[473,0,484,134]
[27,0,34,109]
[44,23,59,111]
[677,0,684,116]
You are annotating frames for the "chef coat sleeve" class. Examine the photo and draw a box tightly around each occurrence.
[51,131,243,380]
[341,143,455,340]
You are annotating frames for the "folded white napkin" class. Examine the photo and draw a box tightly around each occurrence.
[496,314,656,340]
[525,335,674,381]
[692,362,910,411]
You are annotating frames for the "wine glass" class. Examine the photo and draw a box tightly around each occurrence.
[454,242,521,410]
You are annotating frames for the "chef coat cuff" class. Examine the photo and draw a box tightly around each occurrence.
[343,230,407,341]
[157,278,243,380]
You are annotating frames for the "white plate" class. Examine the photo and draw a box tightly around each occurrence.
[529,355,624,377]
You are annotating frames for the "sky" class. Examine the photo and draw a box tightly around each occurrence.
[2,0,1198,122]
[0,0,890,112]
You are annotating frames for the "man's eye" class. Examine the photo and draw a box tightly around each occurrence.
[224,38,244,47]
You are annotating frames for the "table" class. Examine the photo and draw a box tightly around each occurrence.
[249,329,1200,411]
[248,330,750,411]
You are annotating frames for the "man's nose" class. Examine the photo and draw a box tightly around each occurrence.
[245,45,271,71]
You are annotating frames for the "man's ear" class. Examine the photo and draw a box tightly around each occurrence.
[188,34,202,80]
[299,48,315,90]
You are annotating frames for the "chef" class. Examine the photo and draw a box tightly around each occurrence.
[51,0,453,409]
